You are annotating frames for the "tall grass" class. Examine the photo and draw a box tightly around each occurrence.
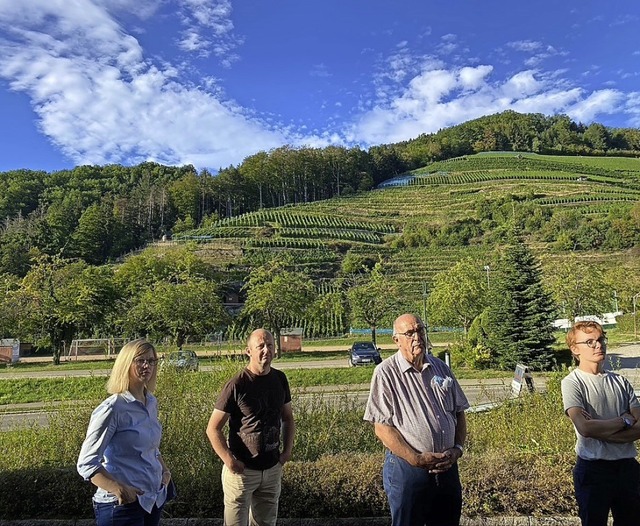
[0,365,581,519]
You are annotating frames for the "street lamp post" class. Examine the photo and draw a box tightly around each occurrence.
[483,265,490,290]
[633,293,640,342]
[422,282,430,349]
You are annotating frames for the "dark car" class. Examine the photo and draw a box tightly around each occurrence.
[162,350,199,372]
[348,341,382,367]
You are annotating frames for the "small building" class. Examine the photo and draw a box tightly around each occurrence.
[280,328,303,353]
[0,339,20,363]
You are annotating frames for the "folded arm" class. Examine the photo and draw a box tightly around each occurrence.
[566,406,640,442]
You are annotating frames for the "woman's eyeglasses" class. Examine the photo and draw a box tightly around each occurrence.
[134,358,159,367]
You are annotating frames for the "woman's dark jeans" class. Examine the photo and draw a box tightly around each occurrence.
[93,500,162,526]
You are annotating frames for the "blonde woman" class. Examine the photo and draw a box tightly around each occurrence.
[77,339,172,526]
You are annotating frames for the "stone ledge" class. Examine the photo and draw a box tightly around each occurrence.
[0,517,587,526]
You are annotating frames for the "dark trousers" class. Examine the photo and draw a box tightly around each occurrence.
[383,451,462,526]
[573,456,640,526]
[93,500,162,526]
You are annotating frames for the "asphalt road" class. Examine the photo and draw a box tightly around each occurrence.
[4,341,640,432]
[0,371,533,432]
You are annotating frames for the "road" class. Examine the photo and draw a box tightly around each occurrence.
[0,373,535,432]
[4,341,640,432]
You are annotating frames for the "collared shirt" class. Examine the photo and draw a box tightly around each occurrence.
[562,367,640,461]
[364,351,469,453]
[77,391,167,513]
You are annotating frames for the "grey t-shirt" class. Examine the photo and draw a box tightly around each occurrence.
[561,367,640,460]
[364,351,469,453]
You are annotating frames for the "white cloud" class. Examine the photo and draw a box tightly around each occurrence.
[459,65,493,90]
[0,0,286,169]
[348,65,631,146]
[176,0,241,64]
[565,89,626,123]
[626,92,640,126]
[310,63,332,78]
[501,70,544,99]
[507,40,543,53]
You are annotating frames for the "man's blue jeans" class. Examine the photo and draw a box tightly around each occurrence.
[383,451,462,526]
[573,456,640,526]
[93,500,163,526]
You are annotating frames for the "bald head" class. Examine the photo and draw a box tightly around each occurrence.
[393,313,423,336]
[246,329,275,375]
[248,328,275,347]
[393,313,427,369]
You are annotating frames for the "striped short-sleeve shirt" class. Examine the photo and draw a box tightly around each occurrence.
[364,351,469,453]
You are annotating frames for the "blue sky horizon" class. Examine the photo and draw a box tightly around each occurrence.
[0,1,639,174]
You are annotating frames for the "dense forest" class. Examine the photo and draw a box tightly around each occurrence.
[2,110,640,276]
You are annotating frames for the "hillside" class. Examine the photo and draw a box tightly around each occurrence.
[175,152,640,306]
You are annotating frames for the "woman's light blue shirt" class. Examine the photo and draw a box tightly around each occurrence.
[77,391,167,512]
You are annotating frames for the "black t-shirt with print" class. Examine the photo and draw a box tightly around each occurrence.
[215,367,292,470]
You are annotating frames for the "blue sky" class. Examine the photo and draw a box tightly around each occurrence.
[0,1,639,173]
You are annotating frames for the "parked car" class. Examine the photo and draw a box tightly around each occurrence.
[348,341,382,367]
[162,349,199,372]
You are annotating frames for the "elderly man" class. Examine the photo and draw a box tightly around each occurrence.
[364,313,469,526]
[206,329,295,526]
[561,320,640,526]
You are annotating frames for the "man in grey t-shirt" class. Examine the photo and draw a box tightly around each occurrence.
[561,320,640,526]
[364,313,469,526]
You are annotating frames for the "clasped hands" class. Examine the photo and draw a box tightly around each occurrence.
[412,448,461,473]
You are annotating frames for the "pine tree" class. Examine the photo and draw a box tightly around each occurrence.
[485,235,557,370]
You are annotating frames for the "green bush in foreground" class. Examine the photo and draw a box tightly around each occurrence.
[0,368,580,519]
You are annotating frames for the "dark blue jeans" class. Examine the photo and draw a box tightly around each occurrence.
[573,457,640,526]
[93,500,162,526]
[383,451,462,526]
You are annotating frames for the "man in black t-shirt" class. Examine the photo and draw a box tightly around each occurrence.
[206,329,295,526]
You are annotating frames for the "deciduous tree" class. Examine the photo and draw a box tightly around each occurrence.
[427,259,487,334]
[242,258,316,356]
[347,263,402,346]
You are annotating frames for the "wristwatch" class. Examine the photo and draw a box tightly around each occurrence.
[453,444,464,456]
[622,416,634,430]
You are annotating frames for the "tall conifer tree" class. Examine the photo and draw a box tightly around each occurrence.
[485,234,557,370]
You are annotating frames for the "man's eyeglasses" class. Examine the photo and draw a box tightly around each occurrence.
[574,337,607,349]
[396,326,426,339]
[134,358,159,367]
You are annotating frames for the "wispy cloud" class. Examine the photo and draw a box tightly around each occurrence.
[175,0,242,66]
[310,63,332,78]
[0,0,285,168]
[507,40,543,53]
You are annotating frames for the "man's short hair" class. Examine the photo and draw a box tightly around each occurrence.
[566,320,605,349]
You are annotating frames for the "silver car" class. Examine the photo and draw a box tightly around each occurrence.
[348,341,382,367]
[162,350,199,372]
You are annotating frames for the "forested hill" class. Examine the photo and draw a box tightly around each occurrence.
[1,110,640,277]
